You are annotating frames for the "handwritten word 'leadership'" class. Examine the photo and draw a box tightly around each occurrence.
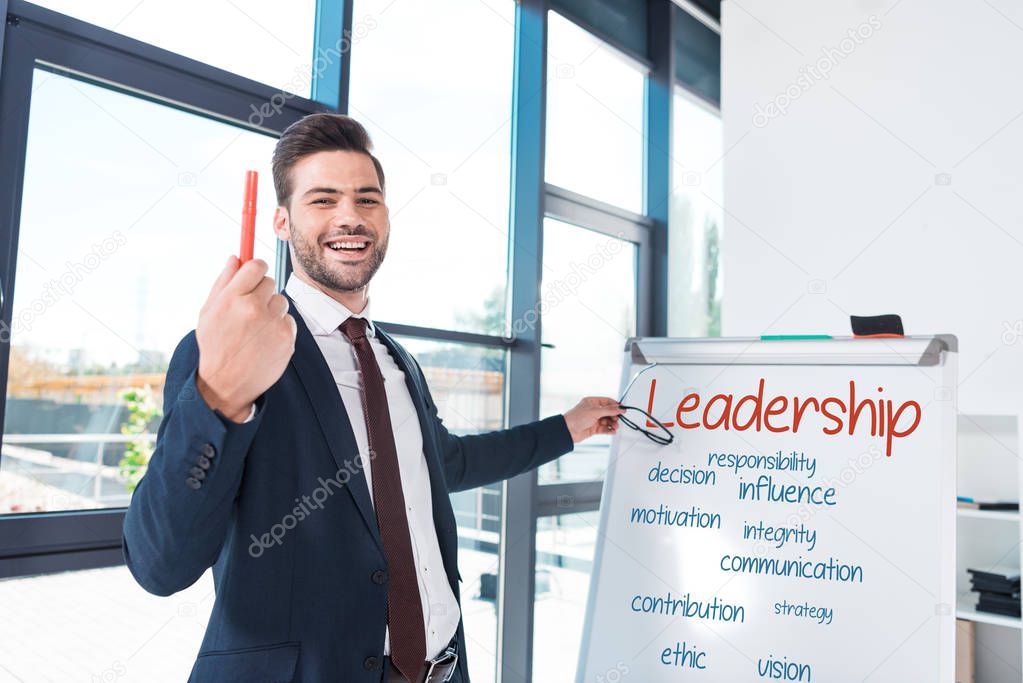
[643,378,921,456]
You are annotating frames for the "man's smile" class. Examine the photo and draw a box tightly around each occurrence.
[322,236,373,262]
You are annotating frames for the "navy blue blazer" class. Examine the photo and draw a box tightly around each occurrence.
[122,296,575,682]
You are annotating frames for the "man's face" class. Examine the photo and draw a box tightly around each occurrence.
[274,150,389,294]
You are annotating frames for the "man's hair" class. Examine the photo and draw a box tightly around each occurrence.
[271,113,385,207]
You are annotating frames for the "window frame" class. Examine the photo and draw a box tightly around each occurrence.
[0,0,336,577]
[0,2,725,683]
[498,2,676,681]
[513,1,720,678]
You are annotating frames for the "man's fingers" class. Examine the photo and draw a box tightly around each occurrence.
[267,293,289,318]
[590,396,625,411]
[206,255,240,303]
[248,275,276,304]
[591,398,626,417]
[225,258,270,296]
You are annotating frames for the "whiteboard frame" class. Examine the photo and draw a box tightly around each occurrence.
[576,334,958,682]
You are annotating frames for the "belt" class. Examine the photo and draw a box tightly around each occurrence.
[383,638,458,683]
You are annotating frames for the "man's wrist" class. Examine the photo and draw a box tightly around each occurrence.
[195,373,252,423]
[561,412,581,443]
[220,403,255,424]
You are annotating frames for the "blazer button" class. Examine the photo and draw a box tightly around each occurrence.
[189,466,206,480]
[371,569,387,585]
[185,476,202,490]
[201,443,216,458]
[363,656,379,671]
[197,455,211,470]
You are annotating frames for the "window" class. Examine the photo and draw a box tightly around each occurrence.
[0,68,278,515]
[31,1,318,96]
[674,3,721,107]
[0,337,506,679]
[397,337,506,683]
[667,88,723,337]
[531,511,600,683]
[0,3,685,680]
[538,218,637,483]
[348,0,515,334]
[545,11,646,213]
[548,0,648,58]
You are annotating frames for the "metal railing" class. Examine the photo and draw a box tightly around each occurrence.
[1,433,153,508]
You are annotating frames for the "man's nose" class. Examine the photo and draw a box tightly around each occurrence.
[332,197,364,228]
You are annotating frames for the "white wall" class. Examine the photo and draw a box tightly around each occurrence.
[721,0,1023,416]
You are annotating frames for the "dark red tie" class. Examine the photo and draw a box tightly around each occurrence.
[340,316,426,683]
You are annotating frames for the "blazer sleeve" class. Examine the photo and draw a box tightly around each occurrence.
[411,356,576,493]
[122,331,267,596]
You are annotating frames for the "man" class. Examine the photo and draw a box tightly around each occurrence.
[123,113,625,683]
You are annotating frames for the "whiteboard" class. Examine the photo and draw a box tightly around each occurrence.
[577,336,956,683]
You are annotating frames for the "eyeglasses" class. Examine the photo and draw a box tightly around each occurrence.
[617,404,674,445]
[615,362,674,446]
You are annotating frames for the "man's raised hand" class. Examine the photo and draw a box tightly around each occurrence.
[195,256,296,422]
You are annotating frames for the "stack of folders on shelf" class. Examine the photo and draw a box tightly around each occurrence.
[957,497,1020,511]
[967,567,1021,618]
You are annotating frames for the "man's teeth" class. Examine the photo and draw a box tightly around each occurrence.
[327,241,367,250]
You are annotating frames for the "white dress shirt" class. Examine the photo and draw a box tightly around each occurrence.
[279,274,461,659]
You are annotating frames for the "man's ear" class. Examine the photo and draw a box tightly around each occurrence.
[272,205,290,241]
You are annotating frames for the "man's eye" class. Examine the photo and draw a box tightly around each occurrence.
[358,199,378,205]
[312,198,332,205]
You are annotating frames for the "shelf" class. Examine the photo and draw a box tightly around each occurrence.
[956,508,1020,522]
[956,597,1021,629]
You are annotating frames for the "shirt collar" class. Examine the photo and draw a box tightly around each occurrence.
[285,274,376,338]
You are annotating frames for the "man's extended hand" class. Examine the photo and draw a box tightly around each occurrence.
[563,397,626,443]
[195,256,297,423]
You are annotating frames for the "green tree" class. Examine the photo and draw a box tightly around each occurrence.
[118,386,162,492]
[705,215,722,337]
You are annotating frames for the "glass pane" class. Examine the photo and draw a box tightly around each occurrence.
[397,337,506,683]
[32,0,317,97]
[538,218,636,483]
[667,88,723,337]
[0,346,503,679]
[674,4,721,107]
[532,511,600,683]
[1,68,278,515]
[549,0,648,57]
[0,565,215,680]
[545,11,646,213]
[348,0,514,334]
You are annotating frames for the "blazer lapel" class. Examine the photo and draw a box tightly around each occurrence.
[285,294,384,555]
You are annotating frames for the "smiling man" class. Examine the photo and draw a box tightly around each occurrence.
[122,113,625,683]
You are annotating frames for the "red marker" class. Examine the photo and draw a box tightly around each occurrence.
[240,170,258,263]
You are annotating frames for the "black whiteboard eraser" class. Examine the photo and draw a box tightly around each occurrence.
[850,314,904,337]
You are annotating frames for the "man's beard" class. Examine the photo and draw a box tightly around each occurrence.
[290,221,388,293]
